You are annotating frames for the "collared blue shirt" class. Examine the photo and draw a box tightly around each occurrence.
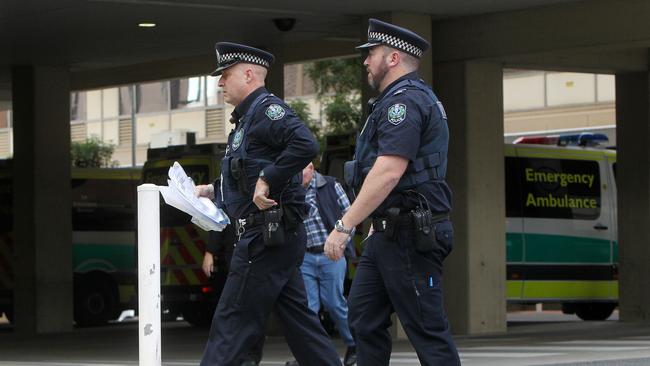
[304,177,352,248]
[362,72,452,214]
[231,86,266,122]
[220,87,318,219]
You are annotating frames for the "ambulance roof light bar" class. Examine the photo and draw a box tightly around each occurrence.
[512,135,559,145]
[513,132,609,147]
[557,133,609,147]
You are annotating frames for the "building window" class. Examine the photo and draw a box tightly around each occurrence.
[137,81,169,114]
[171,77,205,109]
[506,156,601,220]
[0,110,9,129]
[119,86,134,116]
[71,92,87,121]
[206,76,224,106]
[103,88,120,118]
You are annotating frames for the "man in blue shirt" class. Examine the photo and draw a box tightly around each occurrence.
[296,163,356,365]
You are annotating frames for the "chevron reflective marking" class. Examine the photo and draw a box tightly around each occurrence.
[160,225,210,286]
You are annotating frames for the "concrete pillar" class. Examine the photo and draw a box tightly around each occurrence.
[11,65,73,334]
[616,71,650,321]
[434,60,507,335]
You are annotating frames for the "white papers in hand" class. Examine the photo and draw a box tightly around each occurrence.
[159,162,230,231]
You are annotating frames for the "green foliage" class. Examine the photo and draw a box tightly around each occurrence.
[71,137,117,168]
[304,57,364,134]
[305,58,362,97]
[288,99,313,125]
[324,94,361,134]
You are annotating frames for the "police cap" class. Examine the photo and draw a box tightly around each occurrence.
[356,18,430,58]
[211,42,275,76]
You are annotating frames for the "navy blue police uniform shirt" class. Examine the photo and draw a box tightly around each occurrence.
[370,72,452,215]
[229,86,318,219]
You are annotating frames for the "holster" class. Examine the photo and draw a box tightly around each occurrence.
[384,207,400,239]
[230,157,249,194]
[411,208,436,253]
[262,207,285,247]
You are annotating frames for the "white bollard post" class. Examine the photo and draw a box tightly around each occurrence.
[138,184,161,366]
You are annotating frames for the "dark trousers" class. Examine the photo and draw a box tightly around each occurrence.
[201,224,341,366]
[348,220,460,366]
[214,238,264,364]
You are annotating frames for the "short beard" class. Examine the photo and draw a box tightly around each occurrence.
[367,62,389,91]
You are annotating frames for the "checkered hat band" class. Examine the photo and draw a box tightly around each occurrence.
[368,31,423,58]
[219,52,270,68]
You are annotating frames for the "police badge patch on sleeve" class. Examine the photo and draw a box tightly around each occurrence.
[265,104,286,120]
[387,103,407,125]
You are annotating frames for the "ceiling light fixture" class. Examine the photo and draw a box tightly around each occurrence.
[138,22,157,28]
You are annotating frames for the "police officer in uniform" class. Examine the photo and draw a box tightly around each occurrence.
[199,42,341,366]
[324,19,461,366]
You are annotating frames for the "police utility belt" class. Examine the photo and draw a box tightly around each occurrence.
[372,207,448,253]
[235,207,287,247]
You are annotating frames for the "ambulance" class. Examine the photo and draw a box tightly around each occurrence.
[0,161,141,326]
[141,142,227,326]
[506,133,618,320]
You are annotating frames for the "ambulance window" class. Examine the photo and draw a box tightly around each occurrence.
[142,165,210,186]
[517,157,601,220]
[72,178,138,231]
[505,157,523,217]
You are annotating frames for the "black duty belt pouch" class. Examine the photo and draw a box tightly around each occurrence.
[343,160,359,188]
[384,207,400,240]
[411,208,436,253]
[230,157,249,194]
[263,207,285,247]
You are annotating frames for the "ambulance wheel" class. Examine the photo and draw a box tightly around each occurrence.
[575,303,616,321]
[74,275,119,326]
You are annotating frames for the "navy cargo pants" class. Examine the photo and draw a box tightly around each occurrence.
[348,220,461,366]
[200,224,341,366]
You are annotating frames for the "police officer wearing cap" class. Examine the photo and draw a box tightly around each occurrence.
[198,42,341,366]
[324,19,461,365]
